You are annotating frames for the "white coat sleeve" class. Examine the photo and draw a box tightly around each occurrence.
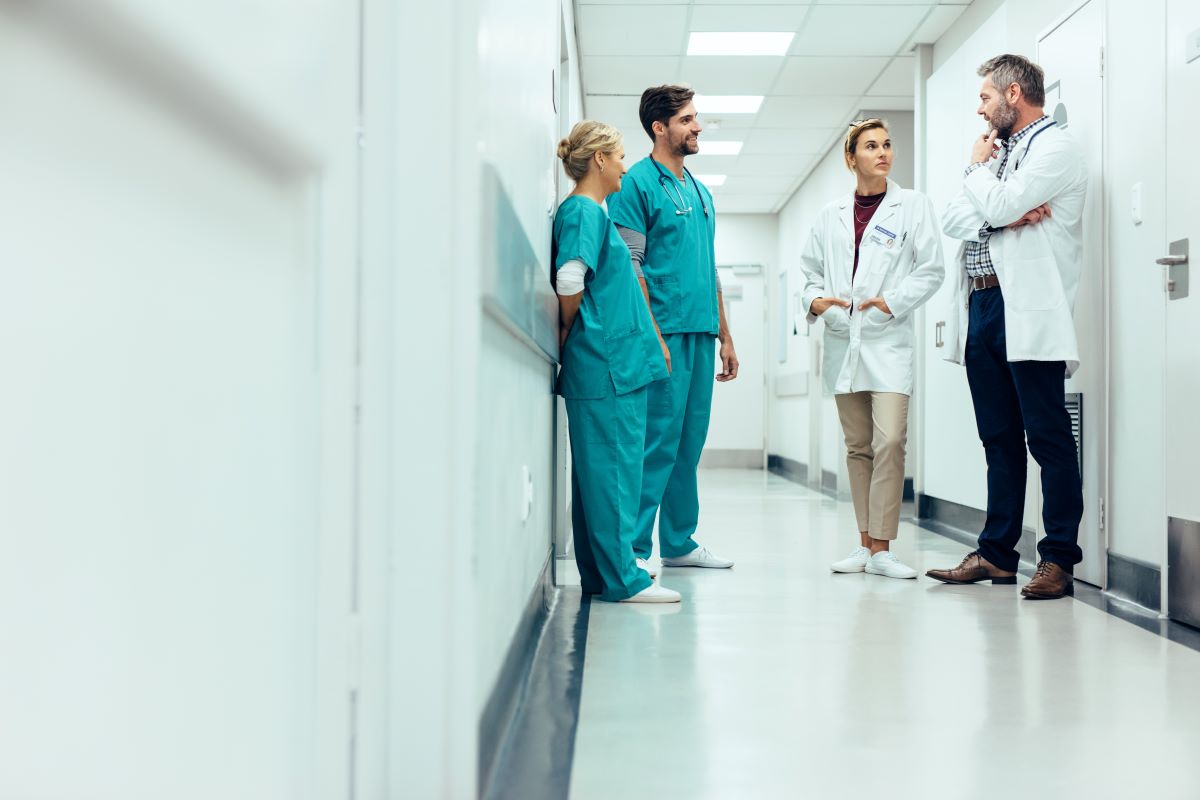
[799,216,829,323]
[942,189,987,242]
[962,141,1085,228]
[882,196,945,322]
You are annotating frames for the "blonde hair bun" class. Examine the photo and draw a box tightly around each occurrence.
[557,121,623,182]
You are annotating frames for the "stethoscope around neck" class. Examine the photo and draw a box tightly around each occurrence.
[650,155,709,218]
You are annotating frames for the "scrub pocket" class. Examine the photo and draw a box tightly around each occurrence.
[604,326,651,395]
[647,275,682,330]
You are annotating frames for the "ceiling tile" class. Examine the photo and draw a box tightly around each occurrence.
[679,56,785,95]
[725,153,818,175]
[868,56,914,96]
[800,0,949,6]
[772,56,890,96]
[742,126,839,155]
[688,4,812,31]
[583,94,645,123]
[791,5,929,56]
[581,56,679,95]
[755,95,859,128]
[696,116,759,136]
[859,95,916,111]
[579,0,689,4]
[910,4,969,45]
[721,174,799,194]
[577,5,689,56]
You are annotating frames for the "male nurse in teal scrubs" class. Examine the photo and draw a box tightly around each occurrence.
[609,85,738,571]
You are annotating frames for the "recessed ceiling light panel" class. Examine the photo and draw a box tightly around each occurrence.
[694,174,727,187]
[687,32,795,57]
[694,95,764,114]
[698,141,743,156]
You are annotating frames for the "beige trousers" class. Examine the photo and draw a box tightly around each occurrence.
[834,392,910,541]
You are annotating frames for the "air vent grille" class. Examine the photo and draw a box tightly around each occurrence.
[1065,392,1083,474]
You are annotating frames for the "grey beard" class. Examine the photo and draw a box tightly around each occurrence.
[992,103,1019,139]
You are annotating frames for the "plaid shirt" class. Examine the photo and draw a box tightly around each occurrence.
[962,116,1052,279]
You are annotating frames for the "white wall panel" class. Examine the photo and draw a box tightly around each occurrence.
[0,4,359,797]
[710,215,779,454]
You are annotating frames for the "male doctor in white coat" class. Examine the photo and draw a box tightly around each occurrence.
[926,54,1087,600]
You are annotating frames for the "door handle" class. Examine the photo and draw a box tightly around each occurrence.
[934,320,945,348]
[1156,255,1188,266]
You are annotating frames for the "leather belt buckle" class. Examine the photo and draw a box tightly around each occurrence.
[970,275,999,292]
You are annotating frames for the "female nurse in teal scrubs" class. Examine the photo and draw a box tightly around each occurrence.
[553,121,680,604]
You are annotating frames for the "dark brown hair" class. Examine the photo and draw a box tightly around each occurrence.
[638,85,695,141]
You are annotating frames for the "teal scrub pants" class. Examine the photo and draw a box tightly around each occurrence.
[634,332,716,559]
[566,383,655,602]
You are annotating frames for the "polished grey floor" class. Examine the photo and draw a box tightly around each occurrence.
[569,469,1200,800]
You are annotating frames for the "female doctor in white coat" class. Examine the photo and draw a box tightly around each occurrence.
[800,118,944,579]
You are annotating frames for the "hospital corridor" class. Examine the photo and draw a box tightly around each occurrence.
[2,0,1200,798]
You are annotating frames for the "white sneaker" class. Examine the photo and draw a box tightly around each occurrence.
[661,546,734,569]
[830,546,871,573]
[636,558,658,578]
[620,583,682,603]
[865,551,918,579]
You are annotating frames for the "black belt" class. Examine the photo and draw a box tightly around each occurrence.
[970,274,1001,292]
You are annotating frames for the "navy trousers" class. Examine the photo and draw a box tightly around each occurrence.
[964,287,1083,573]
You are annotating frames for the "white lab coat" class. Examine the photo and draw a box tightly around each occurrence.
[941,121,1088,375]
[800,180,945,395]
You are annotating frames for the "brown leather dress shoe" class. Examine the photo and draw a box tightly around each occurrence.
[1022,561,1074,599]
[925,551,1017,585]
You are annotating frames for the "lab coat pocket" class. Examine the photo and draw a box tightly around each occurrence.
[604,326,651,396]
[1002,256,1066,311]
[820,305,851,335]
[859,306,894,338]
[647,275,682,329]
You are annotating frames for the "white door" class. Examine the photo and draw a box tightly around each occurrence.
[1037,0,1107,586]
[709,266,766,465]
[1164,0,1200,621]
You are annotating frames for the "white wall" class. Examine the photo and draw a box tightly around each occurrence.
[710,214,778,454]
[0,2,364,797]
[472,0,560,711]
[1101,0,1167,566]
[921,0,1169,570]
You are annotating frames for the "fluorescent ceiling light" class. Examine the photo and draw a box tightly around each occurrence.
[694,95,763,114]
[688,32,794,57]
[699,140,743,156]
[694,174,726,187]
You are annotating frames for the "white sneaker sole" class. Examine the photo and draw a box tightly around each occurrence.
[661,558,734,569]
[830,563,867,573]
[620,588,681,603]
[865,565,918,579]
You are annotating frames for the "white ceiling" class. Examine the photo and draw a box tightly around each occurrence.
[576,0,971,213]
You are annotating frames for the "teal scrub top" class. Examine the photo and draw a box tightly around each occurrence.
[607,157,719,335]
[553,195,668,400]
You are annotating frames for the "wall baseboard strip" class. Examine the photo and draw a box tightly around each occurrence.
[481,585,591,800]
[700,448,764,469]
[478,553,554,796]
[1108,551,1162,613]
[767,454,808,485]
[915,492,1037,567]
[821,469,838,498]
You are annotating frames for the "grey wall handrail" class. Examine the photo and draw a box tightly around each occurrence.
[480,164,560,366]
